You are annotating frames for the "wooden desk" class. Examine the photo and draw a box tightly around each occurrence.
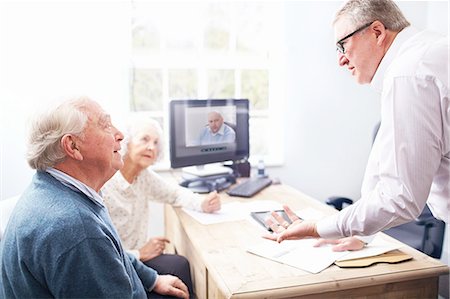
[164,183,449,299]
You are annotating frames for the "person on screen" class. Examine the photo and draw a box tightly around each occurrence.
[101,116,222,297]
[0,97,188,298]
[197,111,236,145]
[265,0,449,248]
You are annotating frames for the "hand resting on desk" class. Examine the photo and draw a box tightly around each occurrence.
[263,205,365,252]
[314,237,365,252]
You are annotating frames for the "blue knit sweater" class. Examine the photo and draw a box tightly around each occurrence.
[0,171,157,298]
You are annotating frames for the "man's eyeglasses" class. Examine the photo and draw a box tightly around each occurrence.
[336,22,374,54]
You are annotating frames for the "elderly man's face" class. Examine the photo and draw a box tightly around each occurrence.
[334,18,382,84]
[208,112,223,134]
[77,101,124,179]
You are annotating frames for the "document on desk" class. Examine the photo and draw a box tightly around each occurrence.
[247,234,404,274]
[247,238,347,274]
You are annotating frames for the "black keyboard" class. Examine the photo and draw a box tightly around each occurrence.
[226,177,272,198]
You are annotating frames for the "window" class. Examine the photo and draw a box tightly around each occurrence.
[131,1,285,167]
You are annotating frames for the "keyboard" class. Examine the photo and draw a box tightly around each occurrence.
[226,177,272,198]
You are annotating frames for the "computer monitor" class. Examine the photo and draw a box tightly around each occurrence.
[169,99,249,192]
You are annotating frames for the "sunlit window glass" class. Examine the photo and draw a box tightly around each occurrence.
[204,3,230,52]
[168,69,198,99]
[207,69,234,98]
[130,69,163,111]
[241,69,269,109]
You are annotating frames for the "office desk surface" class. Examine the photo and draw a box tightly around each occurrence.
[164,183,449,299]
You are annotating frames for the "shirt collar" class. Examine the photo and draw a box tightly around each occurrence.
[210,124,225,136]
[46,167,105,207]
[113,170,133,190]
[371,26,418,93]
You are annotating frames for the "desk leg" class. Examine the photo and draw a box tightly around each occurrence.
[165,205,208,299]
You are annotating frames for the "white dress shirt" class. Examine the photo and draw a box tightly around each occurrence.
[101,169,204,259]
[197,123,236,145]
[317,27,449,238]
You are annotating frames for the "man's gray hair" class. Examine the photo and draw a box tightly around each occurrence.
[334,0,410,31]
[26,97,90,171]
[122,117,164,162]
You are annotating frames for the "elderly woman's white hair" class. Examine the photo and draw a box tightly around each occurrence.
[122,116,164,162]
[26,97,91,171]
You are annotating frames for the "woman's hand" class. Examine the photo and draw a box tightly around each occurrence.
[139,237,170,262]
[201,190,221,213]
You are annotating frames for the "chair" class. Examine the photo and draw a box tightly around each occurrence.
[326,121,446,259]
[223,121,236,132]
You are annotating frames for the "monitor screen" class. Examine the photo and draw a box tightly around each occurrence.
[169,99,249,169]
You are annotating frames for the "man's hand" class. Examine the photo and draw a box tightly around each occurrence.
[314,237,365,251]
[201,190,221,213]
[139,237,170,262]
[153,275,189,299]
[262,205,319,242]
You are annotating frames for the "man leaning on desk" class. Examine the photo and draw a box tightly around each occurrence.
[266,0,449,248]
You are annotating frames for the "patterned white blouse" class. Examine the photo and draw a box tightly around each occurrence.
[102,169,203,258]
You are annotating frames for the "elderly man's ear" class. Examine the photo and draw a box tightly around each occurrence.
[61,135,83,161]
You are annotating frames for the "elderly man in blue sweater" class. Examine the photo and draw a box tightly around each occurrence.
[0,97,189,298]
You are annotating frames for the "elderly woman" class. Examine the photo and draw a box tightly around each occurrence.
[102,116,221,296]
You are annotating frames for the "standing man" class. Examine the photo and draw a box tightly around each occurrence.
[197,111,236,145]
[0,97,189,298]
[268,0,449,241]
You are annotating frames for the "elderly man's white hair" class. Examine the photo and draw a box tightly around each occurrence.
[26,97,91,171]
[334,0,410,31]
[122,116,164,162]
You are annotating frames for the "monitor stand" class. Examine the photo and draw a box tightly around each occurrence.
[180,165,236,193]
[182,164,233,177]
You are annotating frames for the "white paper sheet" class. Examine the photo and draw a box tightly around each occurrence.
[247,239,347,274]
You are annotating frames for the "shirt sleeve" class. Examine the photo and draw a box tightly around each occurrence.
[126,252,159,291]
[318,76,443,238]
[144,170,203,211]
[49,238,157,297]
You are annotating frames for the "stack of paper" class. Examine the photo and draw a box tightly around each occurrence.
[246,235,403,274]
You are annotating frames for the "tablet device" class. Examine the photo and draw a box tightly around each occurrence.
[250,209,296,232]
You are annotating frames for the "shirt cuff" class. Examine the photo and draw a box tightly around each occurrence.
[178,192,203,212]
[148,274,159,292]
[316,214,343,239]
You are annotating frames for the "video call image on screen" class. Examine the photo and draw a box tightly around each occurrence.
[169,99,249,169]
[185,106,236,147]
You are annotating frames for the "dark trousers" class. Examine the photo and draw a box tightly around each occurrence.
[145,254,194,299]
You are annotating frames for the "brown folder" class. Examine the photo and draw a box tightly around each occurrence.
[335,250,412,268]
